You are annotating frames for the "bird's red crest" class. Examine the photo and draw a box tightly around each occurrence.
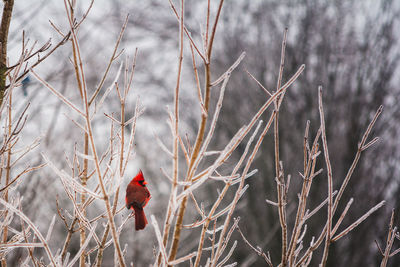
[132,170,146,183]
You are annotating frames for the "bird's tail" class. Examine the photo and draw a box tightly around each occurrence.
[134,207,148,230]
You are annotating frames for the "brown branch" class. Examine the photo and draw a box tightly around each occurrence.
[332,105,383,214]
[193,118,264,267]
[274,28,288,267]
[7,32,70,91]
[63,1,126,265]
[0,164,46,192]
[6,39,51,71]
[296,105,383,267]
[287,131,321,265]
[89,14,129,105]
[237,225,273,267]
[166,0,185,264]
[211,111,276,267]
[164,2,225,264]
[1,55,14,267]
[168,0,206,63]
[318,86,334,267]
[0,0,14,107]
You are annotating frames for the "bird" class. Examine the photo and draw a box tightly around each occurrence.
[125,170,151,230]
[21,75,30,96]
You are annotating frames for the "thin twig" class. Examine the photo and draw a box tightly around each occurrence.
[318,86,333,267]
[237,225,273,267]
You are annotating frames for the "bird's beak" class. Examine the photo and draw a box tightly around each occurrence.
[143,181,148,185]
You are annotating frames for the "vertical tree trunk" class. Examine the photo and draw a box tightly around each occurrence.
[0,2,14,266]
[0,0,14,106]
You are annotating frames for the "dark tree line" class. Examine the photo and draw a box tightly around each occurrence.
[211,0,400,266]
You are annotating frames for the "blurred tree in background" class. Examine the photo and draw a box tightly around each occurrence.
[210,0,400,266]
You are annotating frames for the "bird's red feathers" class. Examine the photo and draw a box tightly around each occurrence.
[125,170,151,231]
[132,170,146,183]
[133,207,148,230]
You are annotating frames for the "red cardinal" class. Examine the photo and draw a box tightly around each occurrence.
[125,170,151,230]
